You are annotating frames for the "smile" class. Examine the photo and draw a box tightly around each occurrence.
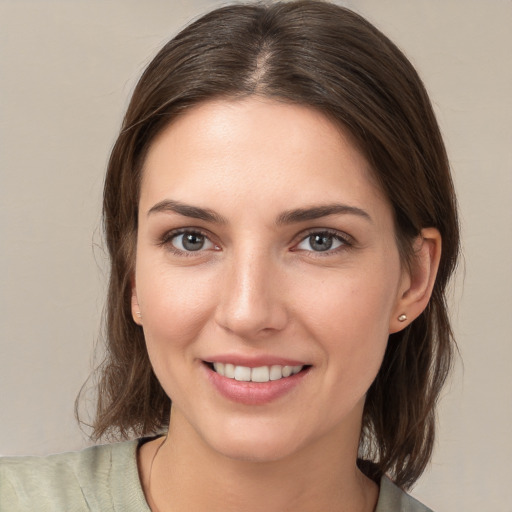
[212,362,304,382]
[204,359,311,405]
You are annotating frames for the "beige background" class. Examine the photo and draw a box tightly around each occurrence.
[1,1,511,510]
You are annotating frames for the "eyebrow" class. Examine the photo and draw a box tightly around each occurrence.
[276,204,372,225]
[147,199,371,225]
[147,199,228,224]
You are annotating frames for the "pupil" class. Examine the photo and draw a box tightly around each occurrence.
[183,233,204,251]
[310,234,332,251]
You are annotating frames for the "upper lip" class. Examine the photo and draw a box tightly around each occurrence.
[203,354,309,368]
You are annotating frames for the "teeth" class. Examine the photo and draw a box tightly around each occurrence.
[212,363,304,382]
[251,366,270,382]
[269,365,282,381]
[234,366,251,381]
[224,363,235,379]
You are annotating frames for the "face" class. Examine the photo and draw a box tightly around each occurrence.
[133,98,408,462]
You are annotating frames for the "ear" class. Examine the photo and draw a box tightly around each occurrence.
[131,278,143,326]
[389,228,442,333]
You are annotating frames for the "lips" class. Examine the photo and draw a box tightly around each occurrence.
[203,357,311,405]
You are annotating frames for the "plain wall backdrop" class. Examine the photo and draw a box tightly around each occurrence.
[1,1,511,511]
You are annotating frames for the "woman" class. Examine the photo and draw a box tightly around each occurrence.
[0,1,459,511]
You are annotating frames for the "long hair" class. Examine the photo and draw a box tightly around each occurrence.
[88,1,459,489]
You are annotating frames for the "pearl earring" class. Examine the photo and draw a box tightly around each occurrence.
[398,314,407,322]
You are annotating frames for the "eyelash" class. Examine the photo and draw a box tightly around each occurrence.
[292,229,354,256]
[158,228,217,257]
[158,228,354,257]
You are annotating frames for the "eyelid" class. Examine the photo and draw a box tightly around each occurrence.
[158,227,220,255]
[291,228,354,253]
[156,226,354,256]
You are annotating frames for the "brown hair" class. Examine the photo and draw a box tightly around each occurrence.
[88,0,459,489]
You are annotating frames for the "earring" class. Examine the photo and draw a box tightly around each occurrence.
[398,314,407,322]
[135,311,142,318]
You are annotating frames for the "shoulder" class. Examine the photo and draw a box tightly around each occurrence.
[376,476,434,512]
[0,440,150,512]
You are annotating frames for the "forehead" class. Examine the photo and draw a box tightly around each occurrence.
[140,97,390,222]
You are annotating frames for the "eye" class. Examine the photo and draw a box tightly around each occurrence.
[295,231,348,252]
[169,231,216,252]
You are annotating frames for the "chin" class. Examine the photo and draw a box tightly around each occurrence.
[201,420,307,464]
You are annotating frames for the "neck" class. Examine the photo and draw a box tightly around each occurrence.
[139,409,378,512]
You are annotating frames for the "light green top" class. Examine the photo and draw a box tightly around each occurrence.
[0,440,433,511]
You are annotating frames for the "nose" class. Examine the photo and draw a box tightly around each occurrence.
[214,248,288,339]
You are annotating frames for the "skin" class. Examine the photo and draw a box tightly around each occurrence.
[132,97,441,512]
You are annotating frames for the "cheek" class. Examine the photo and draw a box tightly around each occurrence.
[295,266,398,338]
[135,267,219,404]
[292,265,399,386]
[135,261,217,366]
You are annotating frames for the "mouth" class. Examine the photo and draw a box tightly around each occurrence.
[203,359,312,405]
[205,362,310,383]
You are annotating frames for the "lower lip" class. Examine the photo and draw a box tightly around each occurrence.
[204,364,310,405]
